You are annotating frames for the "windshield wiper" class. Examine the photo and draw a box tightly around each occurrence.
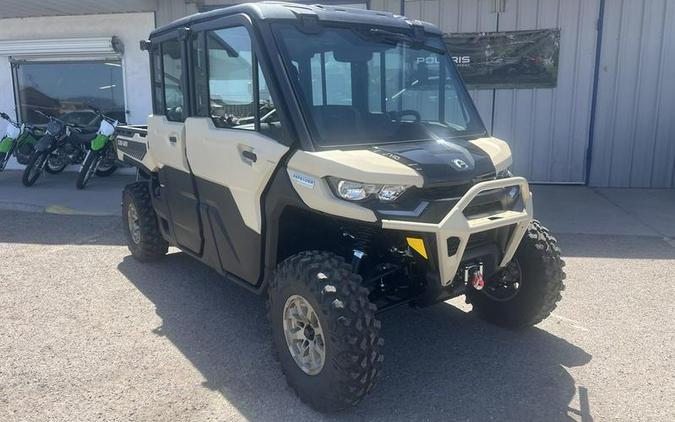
[366,28,446,55]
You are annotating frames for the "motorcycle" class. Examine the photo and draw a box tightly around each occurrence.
[22,110,95,187]
[0,112,45,171]
[75,107,118,189]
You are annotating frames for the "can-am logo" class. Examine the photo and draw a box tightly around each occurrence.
[452,158,469,170]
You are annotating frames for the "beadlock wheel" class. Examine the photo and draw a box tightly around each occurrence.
[283,294,326,375]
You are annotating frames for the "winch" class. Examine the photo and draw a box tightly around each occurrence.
[464,262,485,290]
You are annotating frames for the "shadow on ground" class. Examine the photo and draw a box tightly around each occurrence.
[118,252,592,421]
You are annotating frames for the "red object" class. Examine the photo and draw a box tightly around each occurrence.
[471,272,485,290]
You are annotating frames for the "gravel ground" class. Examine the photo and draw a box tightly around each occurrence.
[1,210,674,421]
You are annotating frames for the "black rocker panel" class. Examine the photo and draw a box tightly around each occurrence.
[195,177,262,285]
[157,166,203,254]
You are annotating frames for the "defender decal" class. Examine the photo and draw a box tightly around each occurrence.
[291,172,316,188]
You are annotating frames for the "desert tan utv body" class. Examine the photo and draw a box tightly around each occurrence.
[116,2,566,413]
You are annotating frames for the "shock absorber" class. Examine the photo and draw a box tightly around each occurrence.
[348,224,376,273]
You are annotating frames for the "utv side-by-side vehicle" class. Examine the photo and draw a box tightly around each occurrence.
[116,2,565,412]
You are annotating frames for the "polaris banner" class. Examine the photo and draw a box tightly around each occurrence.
[444,29,560,89]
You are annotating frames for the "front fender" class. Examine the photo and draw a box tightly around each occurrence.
[0,137,13,154]
[90,134,110,151]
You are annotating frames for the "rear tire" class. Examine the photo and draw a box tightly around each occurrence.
[22,152,46,187]
[267,251,383,413]
[122,181,168,261]
[467,220,566,328]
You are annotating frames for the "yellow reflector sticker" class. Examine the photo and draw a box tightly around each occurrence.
[406,237,428,259]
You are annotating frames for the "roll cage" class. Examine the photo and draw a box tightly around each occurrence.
[144,2,456,153]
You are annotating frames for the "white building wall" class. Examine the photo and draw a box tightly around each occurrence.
[0,12,155,169]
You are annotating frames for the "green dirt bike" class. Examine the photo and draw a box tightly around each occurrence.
[0,112,45,171]
[75,107,118,189]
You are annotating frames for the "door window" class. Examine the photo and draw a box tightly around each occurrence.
[204,26,282,139]
[207,27,255,130]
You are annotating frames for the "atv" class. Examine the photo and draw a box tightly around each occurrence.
[116,2,565,413]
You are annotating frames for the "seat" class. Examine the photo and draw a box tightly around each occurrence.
[69,130,98,144]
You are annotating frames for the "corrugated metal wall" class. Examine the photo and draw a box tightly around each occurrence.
[371,0,599,183]
[589,0,675,188]
[492,0,599,183]
[370,0,675,188]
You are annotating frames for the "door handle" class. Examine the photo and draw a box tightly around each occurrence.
[169,136,177,143]
[241,150,257,162]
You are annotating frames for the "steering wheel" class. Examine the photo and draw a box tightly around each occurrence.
[390,109,421,123]
[258,101,277,124]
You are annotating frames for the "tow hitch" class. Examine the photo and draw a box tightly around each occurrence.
[464,263,485,290]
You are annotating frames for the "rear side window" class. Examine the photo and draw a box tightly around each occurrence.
[151,46,164,114]
[161,38,185,122]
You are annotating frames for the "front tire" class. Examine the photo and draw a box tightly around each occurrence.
[76,151,97,190]
[95,163,117,177]
[122,182,168,261]
[22,152,47,187]
[268,251,383,413]
[467,220,566,328]
[44,154,67,174]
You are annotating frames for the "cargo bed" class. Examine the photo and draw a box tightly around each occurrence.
[114,124,155,173]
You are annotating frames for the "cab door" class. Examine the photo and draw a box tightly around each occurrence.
[185,22,289,285]
[148,34,202,254]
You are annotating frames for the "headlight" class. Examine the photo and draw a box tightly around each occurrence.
[327,177,410,202]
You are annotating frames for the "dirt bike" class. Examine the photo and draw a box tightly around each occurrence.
[76,107,118,189]
[0,112,44,171]
[22,110,94,187]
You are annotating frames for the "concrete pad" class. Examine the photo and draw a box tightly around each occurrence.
[595,188,675,237]
[0,170,134,216]
[529,185,660,237]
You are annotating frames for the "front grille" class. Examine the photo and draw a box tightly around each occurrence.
[421,172,496,200]
[463,200,504,218]
[423,183,472,200]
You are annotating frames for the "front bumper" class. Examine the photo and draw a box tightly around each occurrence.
[381,177,533,286]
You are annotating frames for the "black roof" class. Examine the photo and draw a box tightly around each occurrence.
[150,1,442,38]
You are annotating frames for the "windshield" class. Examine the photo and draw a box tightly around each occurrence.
[273,23,487,147]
